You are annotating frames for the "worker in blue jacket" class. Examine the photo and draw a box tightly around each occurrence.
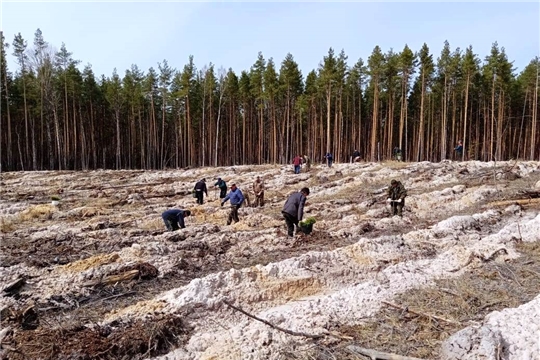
[162,209,191,231]
[221,183,245,225]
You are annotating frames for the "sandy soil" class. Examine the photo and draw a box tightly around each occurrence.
[1,160,539,359]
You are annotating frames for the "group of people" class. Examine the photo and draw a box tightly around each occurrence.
[162,149,413,234]
[162,175,266,230]
[162,175,408,235]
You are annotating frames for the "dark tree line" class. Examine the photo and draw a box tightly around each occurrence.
[0,29,539,171]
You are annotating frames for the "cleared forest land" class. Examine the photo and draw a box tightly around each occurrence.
[1,160,540,360]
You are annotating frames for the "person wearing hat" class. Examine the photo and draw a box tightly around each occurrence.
[193,178,208,205]
[221,183,245,225]
[214,177,227,199]
[253,176,265,207]
[386,179,407,217]
[282,187,310,237]
[162,209,191,231]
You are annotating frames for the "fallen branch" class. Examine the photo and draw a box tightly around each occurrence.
[347,345,426,360]
[83,269,140,287]
[381,300,461,326]
[223,300,323,339]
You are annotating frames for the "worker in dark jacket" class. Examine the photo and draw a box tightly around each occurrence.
[194,178,208,205]
[352,149,361,162]
[324,153,333,167]
[282,187,310,237]
[386,179,407,217]
[214,177,227,199]
[162,209,191,231]
[221,183,245,225]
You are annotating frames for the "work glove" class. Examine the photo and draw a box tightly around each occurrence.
[396,198,402,203]
[386,198,392,203]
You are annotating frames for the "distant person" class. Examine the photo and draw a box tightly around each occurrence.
[193,178,208,205]
[292,155,303,174]
[281,187,310,237]
[324,152,333,167]
[162,209,191,231]
[352,149,361,163]
[302,155,311,172]
[393,147,402,161]
[454,140,463,160]
[214,177,227,199]
[386,179,407,217]
[221,183,245,225]
[253,176,265,207]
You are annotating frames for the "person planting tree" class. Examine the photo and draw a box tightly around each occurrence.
[386,179,407,217]
[161,209,191,231]
[281,187,310,237]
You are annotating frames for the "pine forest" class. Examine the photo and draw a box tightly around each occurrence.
[0,29,539,172]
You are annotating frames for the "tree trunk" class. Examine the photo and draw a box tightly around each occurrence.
[417,72,426,161]
[462,73,470,161]
[531,64,539,160]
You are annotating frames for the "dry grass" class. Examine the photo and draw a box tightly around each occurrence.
[381,160,411,170]
[295,241,540,360]
[0,217,16,233]
[18,204,56,222]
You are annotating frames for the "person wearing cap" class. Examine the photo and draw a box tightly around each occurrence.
[162,209,191,231]
[386,179,407,217]
[253,176,265,207]
[214,177,227,199]
[221,183,245,225]
[193,178,208,205]
[282,187,310,237]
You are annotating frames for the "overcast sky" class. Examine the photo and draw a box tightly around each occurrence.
[2,1,539,79]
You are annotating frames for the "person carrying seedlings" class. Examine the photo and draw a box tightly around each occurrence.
[386,179,407,217]
[162,209,191,231]
[253,176,265,207]
[221,183,245,225]
[193,178,208,205]
[281,187,310,237]
[214,177,227,199]
[352,149,361,162]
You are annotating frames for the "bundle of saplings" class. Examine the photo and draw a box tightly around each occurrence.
[299,217,316,234]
